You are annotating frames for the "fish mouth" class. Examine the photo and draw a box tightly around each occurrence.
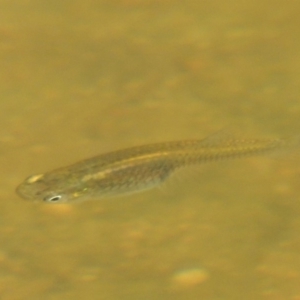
[15,175,47,201]
[15,182,39,201]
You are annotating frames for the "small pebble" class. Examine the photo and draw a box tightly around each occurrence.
[171,267,209,288]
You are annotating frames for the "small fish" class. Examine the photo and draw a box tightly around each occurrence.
[16,132,298,204]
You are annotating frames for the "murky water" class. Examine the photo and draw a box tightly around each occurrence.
[2,0,300,299]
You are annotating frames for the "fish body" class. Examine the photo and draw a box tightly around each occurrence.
[16,133,294,203]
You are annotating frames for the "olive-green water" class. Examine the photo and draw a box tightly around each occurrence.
[2,1,300,299]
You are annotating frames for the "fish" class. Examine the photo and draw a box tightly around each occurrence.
[16,131,298,204]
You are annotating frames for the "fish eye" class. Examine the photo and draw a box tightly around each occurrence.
[43,195,62,203]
